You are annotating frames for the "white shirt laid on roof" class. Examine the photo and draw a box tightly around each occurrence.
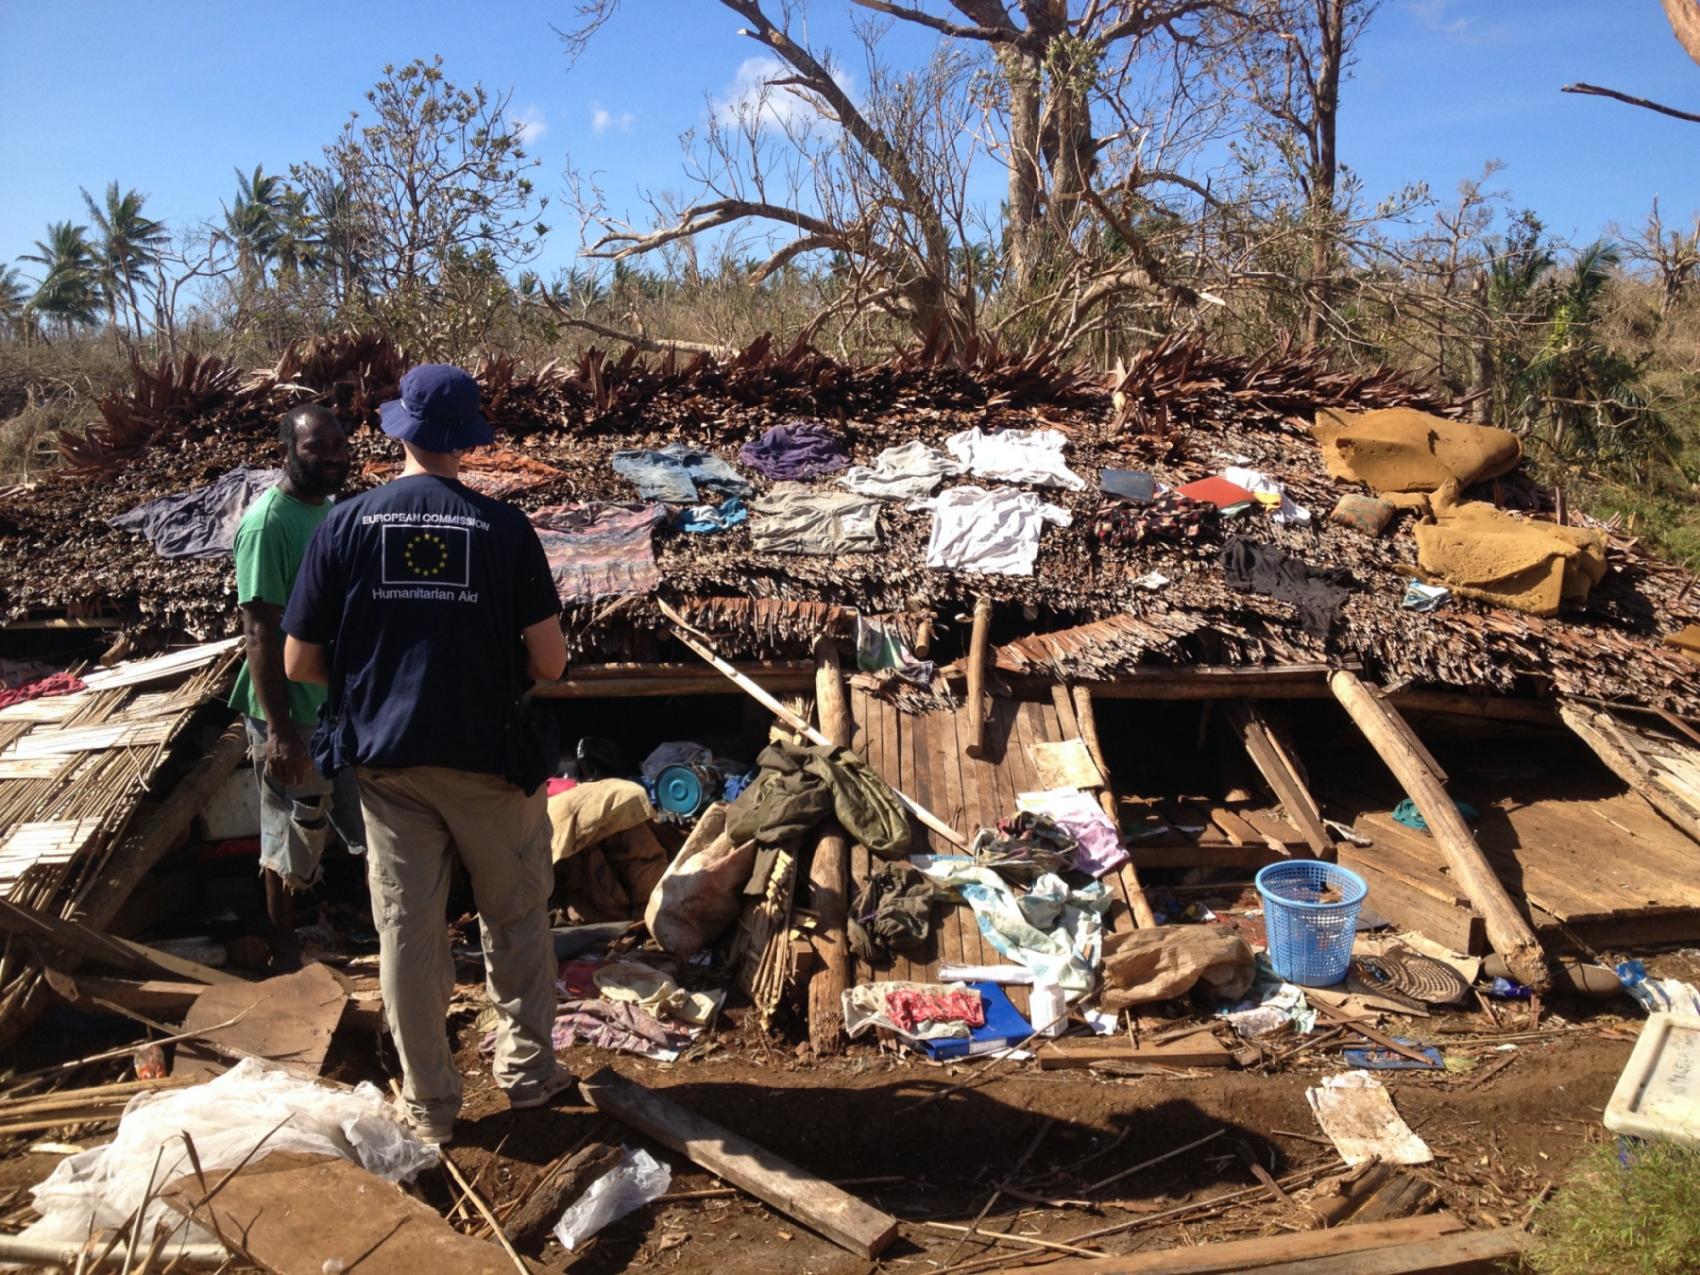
[837,440,967,500]
[908,486,1072,576]
[944,427,1086,491]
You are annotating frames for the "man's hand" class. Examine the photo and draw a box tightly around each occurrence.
[265,720,313,788]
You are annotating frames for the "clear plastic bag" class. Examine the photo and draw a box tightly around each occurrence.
[18,1058,438,1257]
[553,1147,672,1250]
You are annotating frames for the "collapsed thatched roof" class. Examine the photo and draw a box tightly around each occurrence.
[4,330,1698,713]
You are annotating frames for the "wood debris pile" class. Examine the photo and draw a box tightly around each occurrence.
[4,330,1700,712]
[0,640,242,1049]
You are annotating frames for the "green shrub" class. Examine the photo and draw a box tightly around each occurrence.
[1529,1139,1700,1275]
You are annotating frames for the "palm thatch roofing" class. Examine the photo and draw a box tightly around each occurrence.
[4,329,1698,713]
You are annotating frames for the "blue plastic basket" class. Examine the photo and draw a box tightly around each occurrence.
[1256,861,1368,987]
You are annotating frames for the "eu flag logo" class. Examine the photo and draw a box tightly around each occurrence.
[382,525,470,587]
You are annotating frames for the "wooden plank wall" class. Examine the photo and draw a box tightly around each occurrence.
[848,691,1141,1014]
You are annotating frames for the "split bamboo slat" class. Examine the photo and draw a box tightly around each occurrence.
[0,642,240,1048]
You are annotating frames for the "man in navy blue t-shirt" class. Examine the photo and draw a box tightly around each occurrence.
[282,364,571,1143]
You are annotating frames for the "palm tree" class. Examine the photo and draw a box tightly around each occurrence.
[310,177,369,307]
[222,165,288,283]
[18,222,104,334]
[0,266,30,338]
[80,182,168,339]
[271,186,323,278]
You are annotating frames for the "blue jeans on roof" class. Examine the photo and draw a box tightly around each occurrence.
[612,444,750,504]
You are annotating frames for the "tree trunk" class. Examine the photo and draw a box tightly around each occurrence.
[1467,272,1494,424]
[1306,0,1345,345]
[1001,45,1045,293]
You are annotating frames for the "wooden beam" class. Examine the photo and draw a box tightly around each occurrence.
[1,616,126,630]
[0,898,240,985]
[1032,1215,1523,1274]
[1070,685,1158,929]
[807,638,852,1057]
[580,1067,899,1258]
[1069,665,1340,700]
[1558,701,1700,847]
[964,595,994,758]
[1223,701,1333,859]
[1037,1034,1233,1070]
[1387,691,1559,726]
[1331,671,1548,990]
[533,660,816,698]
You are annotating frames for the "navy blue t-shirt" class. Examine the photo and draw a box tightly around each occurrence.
[281,474,561,774]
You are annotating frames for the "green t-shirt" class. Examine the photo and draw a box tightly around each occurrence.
[228,485,334,726]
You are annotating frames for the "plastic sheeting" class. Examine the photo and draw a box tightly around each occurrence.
[107,466,281,560]
[554,1147,672,1250]
[20,1058,438,1255]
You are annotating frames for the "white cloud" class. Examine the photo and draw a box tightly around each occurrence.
[514,104,548,145]
[711,55,853,131]
[591,103,637,133]
[1403,0,1498,42]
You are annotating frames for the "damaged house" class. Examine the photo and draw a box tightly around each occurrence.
[0,330,1696,1270]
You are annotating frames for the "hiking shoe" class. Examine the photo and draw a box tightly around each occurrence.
[390,1096,455,1145]
[507,1064,577,1110]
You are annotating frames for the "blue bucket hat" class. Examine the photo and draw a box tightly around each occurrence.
[378,364,494,453]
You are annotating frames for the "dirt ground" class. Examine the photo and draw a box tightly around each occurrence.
[0,948,1686,1272]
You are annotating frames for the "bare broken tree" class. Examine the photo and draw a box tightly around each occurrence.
[851,2,1225,291]
[1214,0,1380,344]
[565,1,984,343]
[1618,198,1700,316]
[560,1,1232,351]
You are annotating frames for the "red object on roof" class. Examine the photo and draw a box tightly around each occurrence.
[1174,476,1256,508]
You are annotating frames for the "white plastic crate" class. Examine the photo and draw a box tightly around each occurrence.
[1604,1011,1700,1146]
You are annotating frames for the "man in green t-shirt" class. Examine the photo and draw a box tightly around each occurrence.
[230,404,362,970]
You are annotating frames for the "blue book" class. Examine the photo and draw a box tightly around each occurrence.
[921,983,1035,1060]
[1100,469,1156,502]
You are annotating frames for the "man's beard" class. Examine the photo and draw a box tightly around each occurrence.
[287,450,348,499]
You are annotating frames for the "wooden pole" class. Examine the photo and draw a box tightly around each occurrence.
[656,602,965,847]
[1329,671,1549,991]
[808,639,852,1056]
[964,594,994,759]
[1071,685,1158,930]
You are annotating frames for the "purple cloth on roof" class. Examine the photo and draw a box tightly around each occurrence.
[739,421,850,480]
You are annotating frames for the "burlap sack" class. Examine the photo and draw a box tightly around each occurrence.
[1098,926,1256,1010]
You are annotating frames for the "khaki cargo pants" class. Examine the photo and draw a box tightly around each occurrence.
[356,766,558,1128]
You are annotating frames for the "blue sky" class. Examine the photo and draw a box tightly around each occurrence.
[3,0,1699,283]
